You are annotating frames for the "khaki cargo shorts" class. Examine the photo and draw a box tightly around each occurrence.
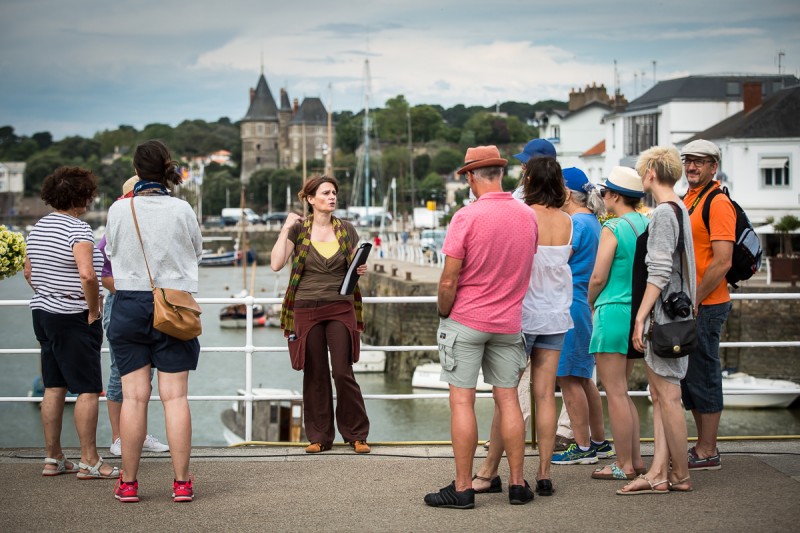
[437,317,527,389]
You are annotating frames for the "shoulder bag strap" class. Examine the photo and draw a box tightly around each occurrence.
[130,198,156,291]
[619,214,641,238]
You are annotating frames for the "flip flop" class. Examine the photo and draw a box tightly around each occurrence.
[669,476,694,492]
[592,462,634,480]
[472,474,502,493]
[42,457,80,477]
[616,474,669,495]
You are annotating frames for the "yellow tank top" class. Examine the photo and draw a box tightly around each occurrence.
[312,241,339,259]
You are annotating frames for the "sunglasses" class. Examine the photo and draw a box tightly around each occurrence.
[599,188,609,198]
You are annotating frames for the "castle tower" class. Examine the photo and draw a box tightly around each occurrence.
[240,74,280,183]
[287,97,332,169]
[278,88,293,168]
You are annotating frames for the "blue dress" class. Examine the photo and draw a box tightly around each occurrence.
[557,212,601,378]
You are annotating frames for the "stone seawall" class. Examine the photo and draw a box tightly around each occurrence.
[361,266,800,387]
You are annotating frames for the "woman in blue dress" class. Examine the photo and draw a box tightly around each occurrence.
[551,168,612,466]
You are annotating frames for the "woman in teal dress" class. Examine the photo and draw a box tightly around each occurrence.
[588,166,649,481]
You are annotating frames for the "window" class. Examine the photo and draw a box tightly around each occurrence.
[624,113,658,155]
[551,126,560,141]
[257,124,264,135]
[760,157,790,187]
[726,82,741,96]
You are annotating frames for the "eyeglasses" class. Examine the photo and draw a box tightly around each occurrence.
[599,188,609,198]
[683,158,713,168]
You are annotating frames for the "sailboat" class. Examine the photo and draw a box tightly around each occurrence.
[219,187,267,328]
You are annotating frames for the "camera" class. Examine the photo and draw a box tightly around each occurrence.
[662,291,692,319]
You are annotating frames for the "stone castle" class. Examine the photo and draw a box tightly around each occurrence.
[240,73,333,183]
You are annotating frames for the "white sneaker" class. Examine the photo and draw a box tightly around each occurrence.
[109,437,122,456]
[142,434,170,453]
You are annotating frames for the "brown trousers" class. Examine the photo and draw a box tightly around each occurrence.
[297,301,369,445]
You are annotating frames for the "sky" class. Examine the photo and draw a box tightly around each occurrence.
[2,0,799,140]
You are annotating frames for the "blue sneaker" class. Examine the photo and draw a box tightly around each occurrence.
[552,443,598,465]
[590,439,615,459]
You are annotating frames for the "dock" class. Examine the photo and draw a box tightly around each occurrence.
[2,439,798,531]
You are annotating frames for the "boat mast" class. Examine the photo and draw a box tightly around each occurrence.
[363,58,372,222]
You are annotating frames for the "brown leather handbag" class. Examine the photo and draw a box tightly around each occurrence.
[130,198,202,341]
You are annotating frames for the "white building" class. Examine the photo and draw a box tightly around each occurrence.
[0,162,25,194]
[534,84,625,173]
[679,83,800,225]
[599,74,799,177]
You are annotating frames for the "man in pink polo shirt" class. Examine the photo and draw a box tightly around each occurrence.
[424,145,539,509]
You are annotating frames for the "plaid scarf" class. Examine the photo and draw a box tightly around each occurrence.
[280,216,363,337]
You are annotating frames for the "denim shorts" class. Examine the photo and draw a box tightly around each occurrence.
[523,332,567,353]
[437,318,527,389]
[107,291,200,377]
[680,301,731,413]
[103,293,154,401]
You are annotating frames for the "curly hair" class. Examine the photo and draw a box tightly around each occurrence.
[523,156,567,208]
[40,166,97,211]
[298,175,339,212]
[133,139,182,187]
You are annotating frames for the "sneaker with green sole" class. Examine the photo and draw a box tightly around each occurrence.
[590,439,616,458]
[552,443,598,465]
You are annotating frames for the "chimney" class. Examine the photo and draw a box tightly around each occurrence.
[250,87,255,104]
[293,98,299,114]
[743,82,762,113]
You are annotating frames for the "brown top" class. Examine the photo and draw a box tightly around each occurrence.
[287,219,360,301]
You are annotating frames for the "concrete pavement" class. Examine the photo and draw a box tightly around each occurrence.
[2,440,799,532]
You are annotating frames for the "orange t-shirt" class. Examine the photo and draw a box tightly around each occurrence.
[683,181,736,305]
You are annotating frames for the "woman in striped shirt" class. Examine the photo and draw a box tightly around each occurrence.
[24,166,120,480]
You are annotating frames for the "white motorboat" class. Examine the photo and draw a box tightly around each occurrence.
[354,350,386,373]
[411,362,493,392]
[646,371,800,409]
[720,371,800,408]
[221,388,304,445]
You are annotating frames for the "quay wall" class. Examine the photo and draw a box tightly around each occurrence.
[361,270,800,386]
[204,228,800,385]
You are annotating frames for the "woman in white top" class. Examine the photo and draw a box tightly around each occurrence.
[473,156,572,499]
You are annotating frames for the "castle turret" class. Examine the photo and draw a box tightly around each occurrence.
[240,74,280,183]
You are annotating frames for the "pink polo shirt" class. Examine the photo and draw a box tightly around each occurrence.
[442,192,538,334]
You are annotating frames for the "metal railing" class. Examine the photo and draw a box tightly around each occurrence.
[1,293,799,442]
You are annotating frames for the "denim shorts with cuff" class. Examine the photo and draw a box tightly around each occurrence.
[680,301,731,413]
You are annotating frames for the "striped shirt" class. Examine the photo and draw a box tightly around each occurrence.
[26,213,103,314]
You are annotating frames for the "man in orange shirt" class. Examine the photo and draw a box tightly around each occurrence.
[680,139,735,471]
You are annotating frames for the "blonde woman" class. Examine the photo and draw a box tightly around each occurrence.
[618,146,696,494]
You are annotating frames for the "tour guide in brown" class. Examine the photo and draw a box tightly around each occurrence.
[270,176,370,454]
[424,145,539,509]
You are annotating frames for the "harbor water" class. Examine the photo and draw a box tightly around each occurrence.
[1,266,799,448]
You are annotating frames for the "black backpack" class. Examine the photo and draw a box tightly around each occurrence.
[692,185,763,288]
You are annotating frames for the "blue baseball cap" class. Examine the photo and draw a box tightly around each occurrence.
[562,167,590,192]
[513,139,556,164]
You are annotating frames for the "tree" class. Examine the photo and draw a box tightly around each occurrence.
[431,148,463,175]
[410,105,443,142]
[375,95,410,143]
[334,113,361,154]
[202,167,241,216]
[413,153,431,181]
[418,172,445,200]
[775,214,800,255]
[32,132,53,150]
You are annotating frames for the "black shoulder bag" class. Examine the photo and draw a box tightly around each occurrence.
[648,202,697,359]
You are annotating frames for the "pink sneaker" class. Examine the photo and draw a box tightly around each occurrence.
[114,479,140,503]
[172,477,194,502]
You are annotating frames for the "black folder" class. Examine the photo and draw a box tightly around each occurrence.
[339,242,372,295]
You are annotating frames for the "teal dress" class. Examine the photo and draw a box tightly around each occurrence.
[589,212,649,355]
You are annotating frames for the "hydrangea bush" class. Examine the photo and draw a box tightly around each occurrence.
[0,225,26,280]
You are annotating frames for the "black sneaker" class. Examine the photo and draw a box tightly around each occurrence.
[508,480,534,505]
[535,479,554,496]
[423,481,475,509]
